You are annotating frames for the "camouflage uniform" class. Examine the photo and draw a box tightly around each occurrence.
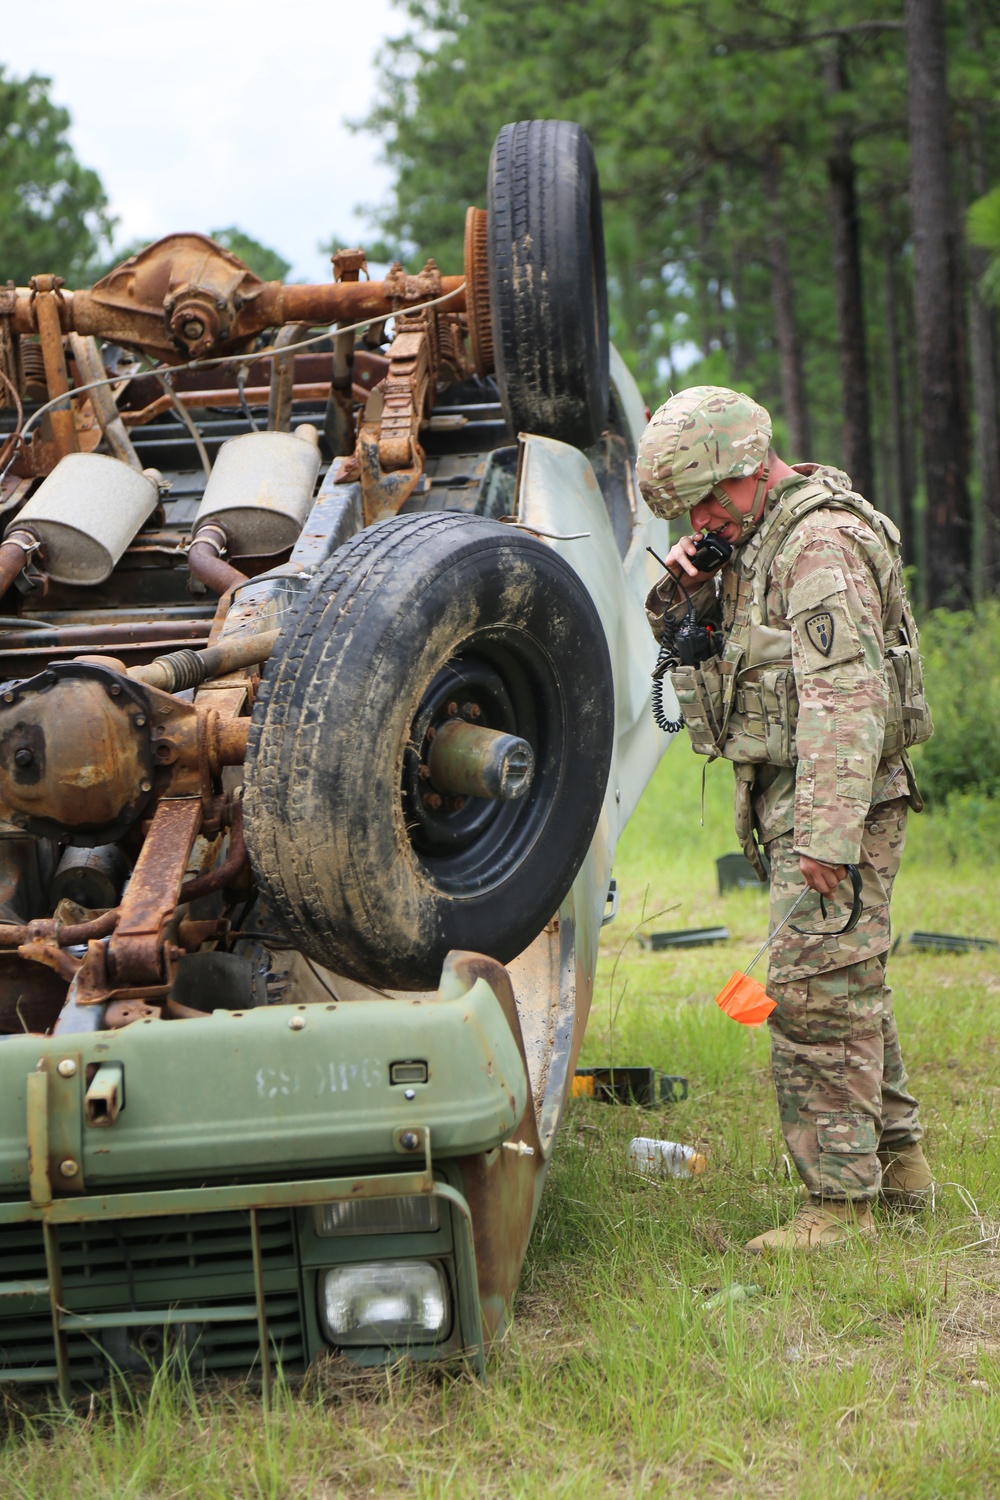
[638,389,927,1202]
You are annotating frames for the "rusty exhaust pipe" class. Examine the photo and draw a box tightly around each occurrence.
[0,530,40,600]
[187,520,248,597]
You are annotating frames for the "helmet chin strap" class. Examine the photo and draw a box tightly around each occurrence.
[710,465,771,542]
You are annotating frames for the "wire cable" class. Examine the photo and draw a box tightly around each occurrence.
[649,568,687,734]
[154,372,213,480]
[236,363,259,433]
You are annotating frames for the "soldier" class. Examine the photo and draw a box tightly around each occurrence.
[638,385,934,1251]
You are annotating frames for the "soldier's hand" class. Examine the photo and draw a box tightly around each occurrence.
[664,534,717,585]
[799,856,847,897]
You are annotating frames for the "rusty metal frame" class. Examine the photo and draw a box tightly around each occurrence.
[6,238,466,365]
[7,230,483,517]
[107,798,202,986]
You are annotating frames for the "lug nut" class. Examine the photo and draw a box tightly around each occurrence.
[418,764,431,780]
[446,701,458,716]
[423,792,442,810]
[463,703,482,719]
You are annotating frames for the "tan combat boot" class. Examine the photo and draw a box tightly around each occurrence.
[745,1198,875,1253]
[879,1142,933,1209]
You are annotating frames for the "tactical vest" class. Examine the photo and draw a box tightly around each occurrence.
[669,476,933,769]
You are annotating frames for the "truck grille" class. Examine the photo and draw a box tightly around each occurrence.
[0,1209,305,1381]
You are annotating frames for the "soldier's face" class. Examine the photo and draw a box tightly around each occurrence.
[689,492,743,540]
[689,472,759,542]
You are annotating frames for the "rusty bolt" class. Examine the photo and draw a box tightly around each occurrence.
[140,780,152,793]
[14,747,34,768]
[423,792,442,811]
[463,702,482,719]
[445,796,465,813]
[418,764,431,780]
[289,1015,305,1031]
[425,726,436,742]
[399,1130,420,1152]
[446,701,458,716]
[57,1058,77,1078]
[109,684,121,696]
[59,1159,79,1178]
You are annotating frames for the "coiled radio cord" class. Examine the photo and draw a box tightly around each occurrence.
[650,571,686,735]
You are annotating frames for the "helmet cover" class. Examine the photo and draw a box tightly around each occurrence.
[637,385,772,520]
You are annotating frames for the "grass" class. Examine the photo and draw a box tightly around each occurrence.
[3,748,1000,1498]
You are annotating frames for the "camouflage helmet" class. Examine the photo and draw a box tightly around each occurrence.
[637,386,772,522]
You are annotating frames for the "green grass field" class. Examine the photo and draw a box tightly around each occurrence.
[3,747,999,1499]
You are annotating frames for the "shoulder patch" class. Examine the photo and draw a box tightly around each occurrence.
[804,611,835,657]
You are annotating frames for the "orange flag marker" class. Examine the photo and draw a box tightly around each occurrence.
[714,887,811,1028]
[715,971,776,1026]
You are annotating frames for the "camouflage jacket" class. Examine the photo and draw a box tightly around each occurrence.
[646,467,931,867]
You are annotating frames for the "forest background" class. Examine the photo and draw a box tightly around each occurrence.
[360,0,1000,614]
[1,0,999,612]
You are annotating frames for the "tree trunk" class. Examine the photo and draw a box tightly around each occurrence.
[969,282,1000,595]
[763,152,811,460]
[966,10,1000,596]
[825,46,875,502]
[882,215,917,565]
[905,0,972,608]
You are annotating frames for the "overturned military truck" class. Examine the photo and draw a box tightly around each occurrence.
[0,120,672,1398]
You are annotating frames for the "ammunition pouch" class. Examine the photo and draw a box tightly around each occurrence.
[669,656,728,759]
[671,639,931,769]
[670,653,798,768]
[881,643,934,758]
[727,665,797,767]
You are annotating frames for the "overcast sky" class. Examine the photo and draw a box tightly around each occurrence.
[3,0,406,282]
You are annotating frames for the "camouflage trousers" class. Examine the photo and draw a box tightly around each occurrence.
[764,798,922,1202]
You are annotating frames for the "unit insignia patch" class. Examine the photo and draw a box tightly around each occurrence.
[804,611,834,657]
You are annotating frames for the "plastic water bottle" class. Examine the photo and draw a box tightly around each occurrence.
[628,1136,708,1178]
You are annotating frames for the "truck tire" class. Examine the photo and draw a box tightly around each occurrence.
[488,119,609,450]
[244,512,614,990]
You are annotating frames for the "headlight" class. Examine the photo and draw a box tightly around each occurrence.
[319,1260,451,1346]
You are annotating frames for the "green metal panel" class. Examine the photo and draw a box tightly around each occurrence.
[0,978,527,1191]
